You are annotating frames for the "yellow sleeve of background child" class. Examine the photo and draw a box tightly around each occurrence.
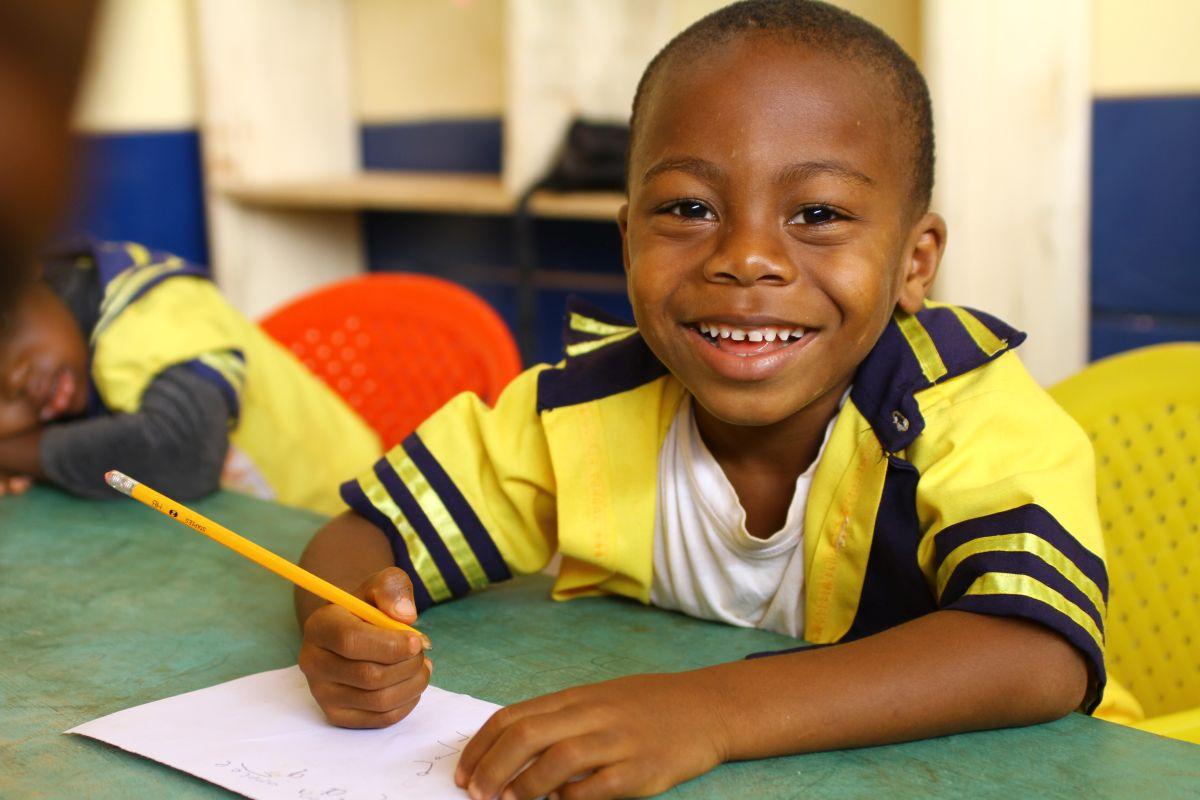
[90,276,248,414]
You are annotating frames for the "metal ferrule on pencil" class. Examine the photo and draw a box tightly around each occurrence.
[105,470,138,497]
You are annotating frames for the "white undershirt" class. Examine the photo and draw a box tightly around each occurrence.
[649,396,837,638]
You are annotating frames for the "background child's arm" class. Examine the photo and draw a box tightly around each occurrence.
[295,511,431,728]
[0,428,41,494]
[454,608,1087,800]
[24,365,230,498]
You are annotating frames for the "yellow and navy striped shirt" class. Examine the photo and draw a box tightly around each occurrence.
[342,298,1109,710]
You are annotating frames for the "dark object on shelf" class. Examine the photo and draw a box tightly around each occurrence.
[514,120,630,362]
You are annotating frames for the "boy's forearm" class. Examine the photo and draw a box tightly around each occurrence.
[0,429,45,477]
[294,511,396,625]
[703,610,1088,760]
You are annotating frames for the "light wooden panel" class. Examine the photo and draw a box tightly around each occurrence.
[193,0,364,319]
[924,0,1091,386]
[503,0,678,195]
[349,0,505,122]
[74,0,198,132]
[1093,0,1200,96]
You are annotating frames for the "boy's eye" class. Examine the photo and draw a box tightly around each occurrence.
[791,205,843,225]
[662,200,715,220]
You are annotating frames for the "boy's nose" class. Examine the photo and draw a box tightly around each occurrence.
[702,224,796,287]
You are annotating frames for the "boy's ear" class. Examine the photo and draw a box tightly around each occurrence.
[617,203,631,275]
[897,212,946,315]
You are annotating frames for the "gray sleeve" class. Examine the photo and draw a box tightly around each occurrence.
[40,365,233,500]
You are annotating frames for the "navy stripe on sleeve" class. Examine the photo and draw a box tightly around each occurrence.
[932,504,1108,598]
[181,359,241,419]
[945,592,1106,714]
[402,433,511,583]
[373,457,473,598]
[339,478,434,611]
[939,550,1105,630]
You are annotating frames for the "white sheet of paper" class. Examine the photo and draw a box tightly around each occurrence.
[67,666,501,800]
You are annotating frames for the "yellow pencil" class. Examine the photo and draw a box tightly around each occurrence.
[105,469,430,650]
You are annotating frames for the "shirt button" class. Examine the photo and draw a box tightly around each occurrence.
[892,411,910,432]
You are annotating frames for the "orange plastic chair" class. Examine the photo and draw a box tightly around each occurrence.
[260,274,522,450]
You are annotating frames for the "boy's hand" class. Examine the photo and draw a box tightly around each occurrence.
[297,567,432,729]
[454,671,729,800]
[0,469,32,496]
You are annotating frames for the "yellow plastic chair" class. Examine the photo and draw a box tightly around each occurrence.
[1049,343,1200,744]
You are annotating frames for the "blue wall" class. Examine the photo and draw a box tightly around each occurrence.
[361,120,502,173]
[1090,96,1200,359]
[65,130,209,266]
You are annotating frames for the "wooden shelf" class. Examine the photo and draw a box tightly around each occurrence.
[219,171,625,221]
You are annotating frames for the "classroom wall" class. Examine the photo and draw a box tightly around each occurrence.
[350,0,921,363]
[1088,0,1200,359]
[68,0,207,265]
[66,0,1200,362]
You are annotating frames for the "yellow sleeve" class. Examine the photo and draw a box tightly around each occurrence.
[910,352,1109,710]
[91,276,249,415]
[339,366,556,609]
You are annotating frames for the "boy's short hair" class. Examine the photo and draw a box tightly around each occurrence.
[629,0,934,214]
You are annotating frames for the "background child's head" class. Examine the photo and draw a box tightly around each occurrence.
[617,0,945,431]
[0,279,90,437]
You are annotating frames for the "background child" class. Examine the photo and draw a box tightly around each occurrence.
[294,2,1106,798]
[0,239,381,515]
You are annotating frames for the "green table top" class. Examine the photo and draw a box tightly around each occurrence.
[1,487,1197,798]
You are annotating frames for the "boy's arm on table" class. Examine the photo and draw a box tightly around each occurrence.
[0,427,39,494]
[293,367,557,729]
[454,608,1087,800]
[0,365,230,498]
[295,511,432,729]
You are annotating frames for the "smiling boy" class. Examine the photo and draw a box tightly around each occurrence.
[294,2,1107,798]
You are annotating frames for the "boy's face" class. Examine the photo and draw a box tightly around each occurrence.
[0,284,89,436]
[619,35,943,430]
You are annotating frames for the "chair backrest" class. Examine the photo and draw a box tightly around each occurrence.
[1049,343,1200,717]
[260,274,521,450]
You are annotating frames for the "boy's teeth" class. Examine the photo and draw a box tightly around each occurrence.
[696,322,807,343]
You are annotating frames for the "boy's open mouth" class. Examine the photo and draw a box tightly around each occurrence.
[690,321,808,357]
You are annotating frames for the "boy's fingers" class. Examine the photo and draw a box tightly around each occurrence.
[504,733,613,800]
[10,476,31,493]
[558,763,634,800]
[457,702,573,796]
[299,639,426,690]
[314,666,431,714]
[359,567,418,623]
[303,603,423,664]
[321,696,421,730]
[466,711,580,800]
